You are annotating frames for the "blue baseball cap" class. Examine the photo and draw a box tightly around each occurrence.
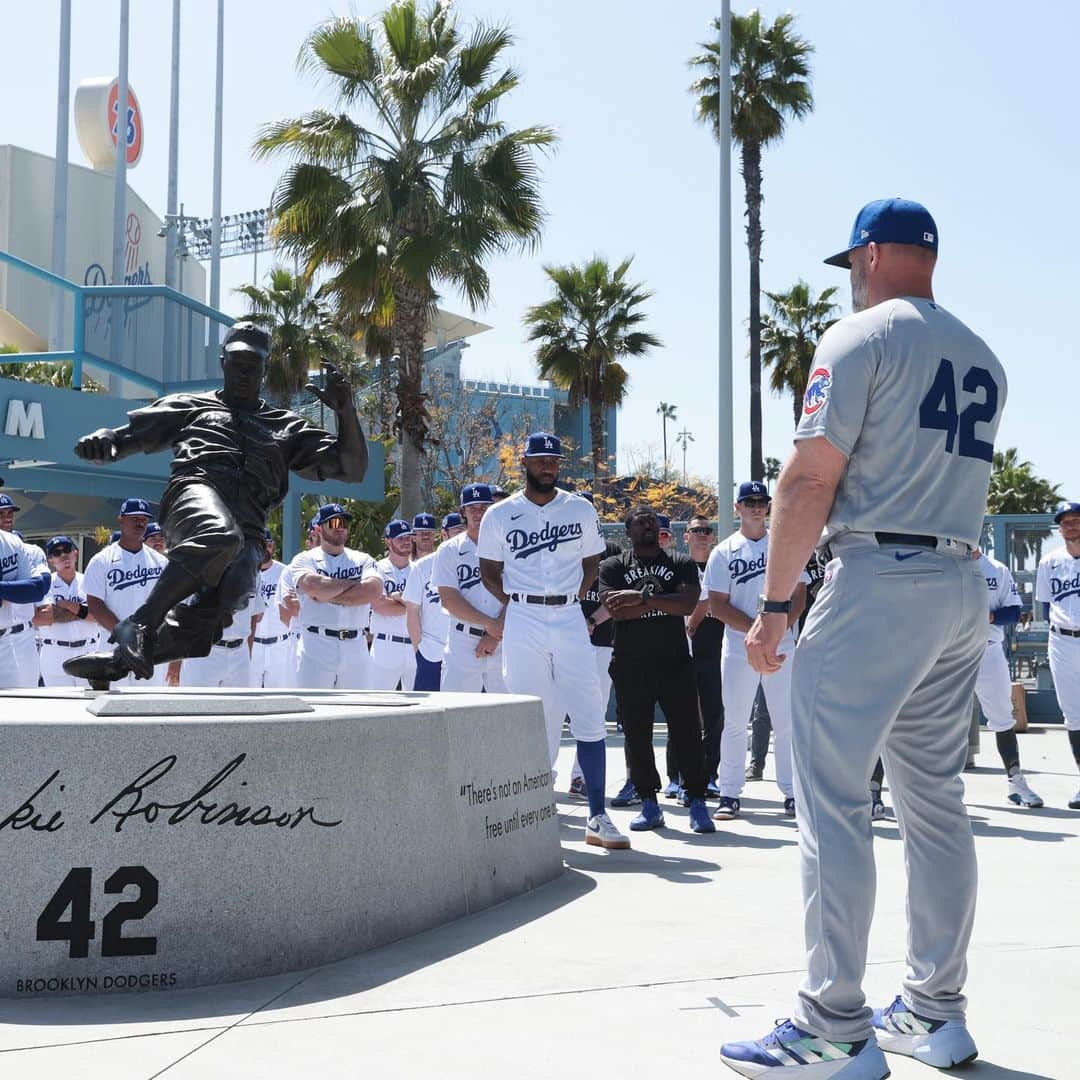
[0,493,20,512]
[313,503,352,527]
[524,432,563,458]
[656,514,672,531]
[384,518,413,540]
[1054,501,1080,524]
[441,512,464,530]
[737,480,771,502]
[460,483,493,507]
[825,198,938,269]
[412,513,436,531]
[119,497,151,517]
[144,521,163,539]
[46,535,77,555]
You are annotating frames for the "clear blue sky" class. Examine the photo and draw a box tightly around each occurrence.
[3,0,1075,500]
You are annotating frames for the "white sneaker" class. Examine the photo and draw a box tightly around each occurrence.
[872,995,977,1068]
[585,812,630,850]
[1007,771,1044,808]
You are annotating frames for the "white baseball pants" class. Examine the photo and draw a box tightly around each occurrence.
[0,637,24,688]
[974,639,1015,732]
[1049,628,1080,730]
[502,603,606,768]
[571,645,614,782]
[295,630,371,690]
[440,632,505,693]
[181,640,251,688]
[11,626,40,688]
[719,629,795,799]
[249,635,294,688]
[39,643,91,688]
[367,638,417,690]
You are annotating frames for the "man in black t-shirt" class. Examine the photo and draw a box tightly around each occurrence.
[599,507,715,835]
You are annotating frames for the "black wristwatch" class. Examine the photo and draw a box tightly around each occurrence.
[757,595,792,615]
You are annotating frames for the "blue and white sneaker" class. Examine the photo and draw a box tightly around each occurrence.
[707,779,723,798]
[629,798,665,831]
[661,779,682,799]
[610,779,641,808]
[872,995,977,1068]
[688,797,715,833]
[721,1019,889,1078]
[713,796,741,820]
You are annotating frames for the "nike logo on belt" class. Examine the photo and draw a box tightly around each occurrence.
[894,551,921,561]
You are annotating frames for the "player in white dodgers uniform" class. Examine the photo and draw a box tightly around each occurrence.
[970,548,1043,806]
[35,536,97,687]
[405,512,464,691]
[290,503,382,689]
[704,481,808,820]
[180,587,261,687]
[0,495,48,687]
[1035,500,1080,809]
[250,531,290,688]
[83,499,169,686]
[0,526,51,687]
[367,519,416,690]
[478,433,628,852]
[723,199,1006,1077]
[433,486,507,693]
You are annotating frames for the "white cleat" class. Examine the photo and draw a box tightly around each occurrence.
[585,812,630,850]
[1007,771,1044,808]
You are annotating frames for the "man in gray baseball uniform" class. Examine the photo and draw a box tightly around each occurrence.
[721,199,1006,1078]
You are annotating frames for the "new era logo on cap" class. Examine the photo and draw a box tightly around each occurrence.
[120,498,151,517]
[736,481,771,502]
[524,431,563,457]
[460,483,494,506]
[384,518,413,540]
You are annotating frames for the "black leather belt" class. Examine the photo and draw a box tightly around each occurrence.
[1051,625,1080,638]
[453,622,486,638]
[510,593,571,606]
[375,633,410,644]
[215,638,245,650]
[41,638,90,648]
[254,634,289,645]
[874,532,936,549]
[306,625,359,640]
[0,623,27,638]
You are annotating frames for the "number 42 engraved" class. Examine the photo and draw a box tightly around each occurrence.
[36,867,159,958]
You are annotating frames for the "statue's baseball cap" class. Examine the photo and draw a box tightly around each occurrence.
[460,483,493,507]
[313,503,352,527]
[524,432,563,458]
[384,518,413,540]
[222,321,271,359]
[1053,501,1080,524]
[119,497,152,517]
[824,198,938,268]
[736,480,771,503]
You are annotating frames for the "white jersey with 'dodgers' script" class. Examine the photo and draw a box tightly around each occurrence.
[289,546,381,634]
[703,529,810,629]
[369,557,410,640]
[1036,546,1080,631]
[403,551,449,662]
[431,533,505,624]
[83,542,168,629]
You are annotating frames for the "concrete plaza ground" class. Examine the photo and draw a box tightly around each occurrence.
[2,725,1077,1080]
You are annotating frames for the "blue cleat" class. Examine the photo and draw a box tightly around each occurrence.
[720,1019,890,1078]
[688,798,715,833]
[610,779,641,808]
[872,995,977,1068]
[629,798,665,831]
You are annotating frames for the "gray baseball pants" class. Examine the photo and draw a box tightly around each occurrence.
[790,533,986,1041]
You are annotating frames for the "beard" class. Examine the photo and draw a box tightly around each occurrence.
[524,466,558,494]
[851,260,870,312]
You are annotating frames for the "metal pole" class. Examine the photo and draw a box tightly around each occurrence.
[111,0,131,371]
[49,0,72,354]
[209,0,224,321]
[165,0,180,289]
[716,0,734,512]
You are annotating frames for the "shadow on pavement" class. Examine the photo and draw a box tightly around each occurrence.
[960,1063,1056,1079]
[0,866,596,1032]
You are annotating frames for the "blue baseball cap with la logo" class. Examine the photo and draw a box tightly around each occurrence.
[119,497,152,517]
[824,198,938,268]
[384,518,413,540]
[524,431,563,458]
[1053,500,1080,524]
[736,481,771,503]
[0,493,20,512]
[412,513,436,531]
[146,522,164,539]
[460,483,494,507]
[441,512,464,530]
[313,503,352,527]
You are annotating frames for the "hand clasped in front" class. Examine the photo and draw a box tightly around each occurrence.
[744,613,789,675]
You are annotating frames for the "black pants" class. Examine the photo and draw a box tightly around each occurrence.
[612,653,707,801]
[665,652,724,782]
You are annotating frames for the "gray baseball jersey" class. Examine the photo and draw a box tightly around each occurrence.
[797,297,1006,545]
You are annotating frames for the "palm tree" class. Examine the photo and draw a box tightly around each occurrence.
[254,3,554,515]
[657,402,677,477]
[690,10,814,479]
[523,256,661,493]
[987,449,1060,515]
[235,267,352,407]
[760,280,840,424]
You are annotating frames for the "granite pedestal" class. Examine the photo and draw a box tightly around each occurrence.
[0,689,561,998]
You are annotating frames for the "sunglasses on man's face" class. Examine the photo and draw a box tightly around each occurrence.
[741,498,770,508]
[323,517,349,531]
[51,546,75,556]
[687,526,713,535]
